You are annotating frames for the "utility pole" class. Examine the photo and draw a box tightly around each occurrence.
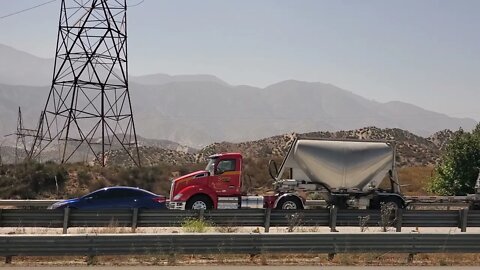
[30,0,141,166]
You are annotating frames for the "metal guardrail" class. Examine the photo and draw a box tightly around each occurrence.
[0,208,476,233]
[0,200,59,208]
[0,199,471,212]
[1,233,479,258]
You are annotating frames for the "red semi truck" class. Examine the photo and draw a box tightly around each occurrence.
[167,137,407,210]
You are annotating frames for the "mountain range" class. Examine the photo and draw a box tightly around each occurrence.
[0,43,477,148]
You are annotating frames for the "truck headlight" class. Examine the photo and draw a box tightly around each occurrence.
[173,193,183,200]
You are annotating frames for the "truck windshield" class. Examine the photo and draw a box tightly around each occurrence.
[205,157,217,175]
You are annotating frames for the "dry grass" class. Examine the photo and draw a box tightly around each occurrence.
[6,253,480,266]
[397,166,435,195]
[80,219,131,234]
[378,166,434,195]
[215,225,239,233]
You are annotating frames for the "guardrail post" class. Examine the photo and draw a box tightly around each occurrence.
[62,207,70,234]
[131,208,139,232]
[329,206,338,232]
[327,253,335,261]
[459,208,468,232]
[86,255,95,265]
[395,208,403,232]
[5,256,12,264]
[198,209,205,220]
[264,208,271,233]
[407,253,415,263]
[0,209,3,227]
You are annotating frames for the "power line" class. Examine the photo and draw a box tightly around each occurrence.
[0,0,57,20]
[0,0,144,21]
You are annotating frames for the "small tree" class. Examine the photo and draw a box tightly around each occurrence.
[429,124,480,195]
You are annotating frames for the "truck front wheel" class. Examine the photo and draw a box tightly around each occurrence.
[276,196,304,210]
[186,195,213,210]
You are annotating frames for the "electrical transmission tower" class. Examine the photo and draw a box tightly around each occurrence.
[30,0,141,166]
[15,107,42,164]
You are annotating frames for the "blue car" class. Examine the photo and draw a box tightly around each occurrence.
[48,186,167,210]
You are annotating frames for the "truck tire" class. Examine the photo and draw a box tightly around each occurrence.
[186,195,213,210]
[276,196,304,210]
[380,196,404,211]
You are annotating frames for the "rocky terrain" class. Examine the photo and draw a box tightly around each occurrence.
[103,126,456,168]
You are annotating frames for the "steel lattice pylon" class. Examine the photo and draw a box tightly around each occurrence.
[30,0,140,166]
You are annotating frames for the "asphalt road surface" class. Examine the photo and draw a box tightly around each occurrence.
[2,267,479,270]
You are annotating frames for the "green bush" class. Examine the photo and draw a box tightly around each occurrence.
[429,125,480,195]
[181,218,212,233]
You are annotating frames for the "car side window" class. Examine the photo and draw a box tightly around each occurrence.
[87,190,105,200]
[101,189,135,199]
[216,159,236,173]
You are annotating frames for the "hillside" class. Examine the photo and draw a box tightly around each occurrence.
[0,126,456,199]
[104,127,455,168]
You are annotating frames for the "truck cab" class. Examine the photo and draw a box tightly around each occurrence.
[168,153,243,210]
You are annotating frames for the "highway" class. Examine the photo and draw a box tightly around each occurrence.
[2,266,479,270]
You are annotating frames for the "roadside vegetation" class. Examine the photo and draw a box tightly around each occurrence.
[0,161,203,199]
[2,126,479,200]
[429,124,480,195]
[0,161,68,199]
[181,218,213,233]
[0,159,444,199]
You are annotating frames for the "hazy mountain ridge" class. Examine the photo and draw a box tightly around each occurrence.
[0,44,53,86]
[127,80,476,147]
[0,134,195,165]
[0,44,477,148]
[131,73,229,86]
[0,44,227,87]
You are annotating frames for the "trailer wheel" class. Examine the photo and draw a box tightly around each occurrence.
[186,195,213,210]
[276,196,304,210]
[380,196,404,211]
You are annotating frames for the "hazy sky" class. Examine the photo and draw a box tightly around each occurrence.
[0,0,479,121]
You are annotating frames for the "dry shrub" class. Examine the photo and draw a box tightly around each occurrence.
[90,219,130,234]
[215,225,239,233]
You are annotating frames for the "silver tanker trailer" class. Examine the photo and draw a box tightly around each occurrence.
[271,137,406,209]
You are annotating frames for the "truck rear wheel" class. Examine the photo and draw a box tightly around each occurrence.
[276,196,304,210]
[380,196,404,211]
[186,195,213,210]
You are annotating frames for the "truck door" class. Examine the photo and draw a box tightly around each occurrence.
[210,158,241,196]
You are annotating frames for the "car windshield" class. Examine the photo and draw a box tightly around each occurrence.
[205,157,217,175]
